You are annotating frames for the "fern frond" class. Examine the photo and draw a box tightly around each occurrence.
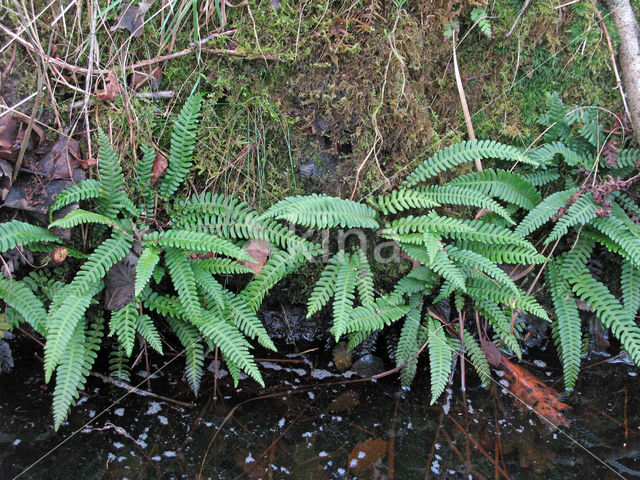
[547,261,582,391]
[521,169,560,187]
[260,194,379,229]
[0,220,61,253]
[191,263,227,315]
[432,250,467,292]
[527,142,590,169]
[52,320,86,429]
[403,140,532,187]
[108,344,130,383]
[159,94,203,200]
[368,189,440,215]
[44,281,103,382]
[170,317,204,393]
[426,315,453,404]
[354,248,374,306]
[568,267,640,367]
[579,108,606,148]
[396,294,423,387]
[330,253,358,339]
[462,331,491,387]
[49,209,118,229]
[223,292,276,351]
[136,314,163,354]
[240,247,310,312]
[545,193,597,244]
[467,277,549,320]
[613,148,640,169]
[144,230,252,261]
[109,302,138,357]
[475,297,522,357]
[0,277,47,334]
[447,246,519,293]
[514,188,580,237]
[590,213,640,269]
[456,241,548,264]
[346,295,410,342]
[621,261,640,319]
[135,247,161,297]
[421,185,514,224]
[558,238,594,278]
[51,180,102,212]
[164,247,203,326]
[471,7,492,37]
[191,257,253,275]
[96,128,126,219]
[307,251,345,317]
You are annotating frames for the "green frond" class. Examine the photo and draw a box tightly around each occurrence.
[567,267,640,367]
[578,108,606,148]
[447,246,519,294]
[521,169,560,187]
[467,276,549,320]
[475,297,522,357]
[539,92,574,143]
[330,253,358,339]
[391,267,438,298]
[240,247,310,312]
[547,261,582,391]
[135,144,155,189]
[426,315,453,404]
[515,188,580,237]
[52,320,87,430]
[432,250,467,292]
[442,168,541,209]
[462,331,491,387]
[167,316,204,393]
[402,140,532,188]
[109,302,138,357]
[191,257,253,275]
[590,213,640,269]
[49,209,118,229]
[44,281,103,382]
[307,251,345,317]
[191,263,227,314]
[368,189,440,215]
[471,7,492,37]
[527,141,590,169]
[260,194,379,229]
[558,238,594,277]
[223,292,276,351]
[0,220,61,253]
[51,180,102,212]
[354,248,375,306]
[96,128,126,219]
[545,193,597,244]
[108,344,130,383]
[613,148,640,169]
[346,295,410,343]
[158,94,203,200]
[136,314,163,354]
[164,247,203,326]
[456,241,548,264]
[199,309,264,386]
[0,277,47,334]
[70,231,133,296]
[421,185,515,224]
[143,292,184,318]
[621,261,640,319]
[144,230,252,261]
[396,295,423,387]
[135,247,161,297]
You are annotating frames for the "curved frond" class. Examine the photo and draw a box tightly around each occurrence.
[165,316,204,394]
[144,230,252,261]
[447,246,519,293]
[224,292,276,351]
[191,257,253,275]
[462,331,491,387]
[521,169,560,187]
[354,248,374,306]
[475,297,522,357]
[0,277,47,334]
[96,128,126,219]
[527,141,590,169]
[432,250,466,292]
[135,247,161,297]
[159,94,203,200]
[403,140,532,187]
[0,220,61,253]
[307,251,345,317]
[136,314,163,354]
[330,253,358,339]
[51,180,102,212]
[456,241,548,264]
[426,315,453,404]
[396,294,423,387]
[164,247,202,326]
[545,193,597,244]
[467,277,549,320]
[260,194,379,229]
[590,213,640,269]
[421,185,514,224]
[368,189,440,215]
[515,188,580,237]
[346,295,410,343]
[49,209,118,229]
[109,302,138,357]
[621,261,640,319]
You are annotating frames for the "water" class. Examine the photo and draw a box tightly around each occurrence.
[1,335,639,479]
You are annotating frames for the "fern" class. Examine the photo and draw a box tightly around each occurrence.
[467,277,549,320]
[346,295,410,342]
[420,185,514,224]
[396,294,423,387]
[527,142,590,169]
[470,7,492,37]
[108,344,131,383]
[191,257,253,275]
[159,94,203,200]
[545,193,597,244]
[621,261,640,319]
[521,169,560,187]
[475,297,522,357]
[354,248,375,306]
[590,213,640,269]
[136,314,163,354]
[455,241,548,264]
[547,261,582,391]
[0,220,61,252]
[96,128,126,219]
[144,230,252,261]
[260,194,379,229]
[431,249,466,292]
[109,302,138,357]
[164,247,203,326]
[192,263,227,315]
[330,253,358,339]
[223,291,276,351]
[403,140,533,187]
[51,179,102,212]
[515,188,580,237]
[447,246,519,293]
[426,315,453,404]
[0,277,48,334]
[307,251,345,316]
[135,247,161,297]
[49,209,119,230]
[462,331,491,387]
[368,189,440,215]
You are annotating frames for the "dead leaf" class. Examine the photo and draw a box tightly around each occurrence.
[0,113,20,160]
[500,356,570,428]
[96,72,120,101]
[0,159,12,201]
[111,1,152,37]
[79,157,98,170]
[328,390,360,412]
[37,135,85,181]
[347,437,387,475]
[49,246,68,264]
[4,176,74,215]
[242,239,270,274]
[130,66,162,91]
[105,251,138,310]
[151,151,167,183]
[480,337,501,367]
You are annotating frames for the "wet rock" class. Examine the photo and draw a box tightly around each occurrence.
[0,340,14,374]
[332,341,353,371]
[260,306,329,348]
[351,354,385,378]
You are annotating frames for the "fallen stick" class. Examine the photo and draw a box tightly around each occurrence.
[91,371,193,408]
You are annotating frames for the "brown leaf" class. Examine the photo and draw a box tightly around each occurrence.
[111,1,152,37]
[480,337,501,367]
[96,72,120,101]
[242,239,270,274]
[130,66,162,91]
[38,135,85,181]
[347,437,387,474]
[0,113,20,160]
[151,151,167,183]
[48,247,68,265]
[0,158,12,201]
[105,251,138,310]
[500,356,570,429]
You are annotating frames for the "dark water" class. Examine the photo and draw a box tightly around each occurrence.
[1,334,639,480]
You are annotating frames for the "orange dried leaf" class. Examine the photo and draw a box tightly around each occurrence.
[501,356,570,428]
[96,72,120,101]
[242,239,270,274]
[347,437,387,474]
[151,151,167,183]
